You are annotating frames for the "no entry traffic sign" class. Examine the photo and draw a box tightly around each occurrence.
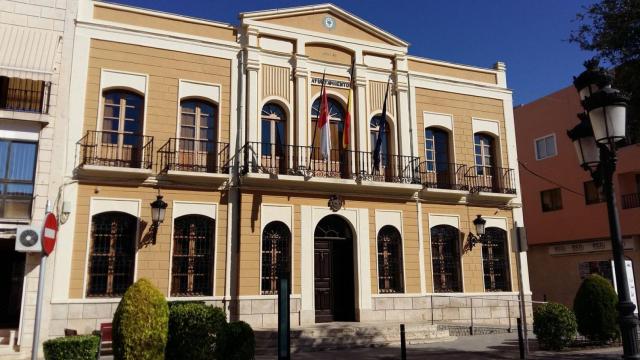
[42,212,58,255]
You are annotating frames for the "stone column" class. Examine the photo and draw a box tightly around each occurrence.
[293,54,309,170]
[353,64,368,176]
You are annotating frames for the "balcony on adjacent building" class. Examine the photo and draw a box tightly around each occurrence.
[241,142,422,193]
[158,138,230,184]
[0,77,51,121]
[622,193,640,209]
[77,130,153,179]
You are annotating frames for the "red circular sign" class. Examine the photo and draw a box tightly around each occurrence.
[42,212,58,255]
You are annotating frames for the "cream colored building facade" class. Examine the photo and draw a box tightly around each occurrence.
[3,1,531,357]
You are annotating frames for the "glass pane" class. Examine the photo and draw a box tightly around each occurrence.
[6,184,33,196]
[8,142,37,181]
[104,92,120,105]
[200,114,214,128]
[181,126,195,139]
[199,102,214,116]
[103,104,120,119]
[535,139,545,158]
[261,120,271,144]
[0,141,8,179]
[181,101,196,113]
[475,155,483,166]
[474,145,481,156]
[103,118,119,131]
[181,113,195,126]
[4,199,31,219]
[124,118,139,134]
[123,134,139,146]
[275,121,286,146]
[124,104,141,122]
[546,137,556,156]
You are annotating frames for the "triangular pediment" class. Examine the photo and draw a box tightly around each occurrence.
[240,4,408,48]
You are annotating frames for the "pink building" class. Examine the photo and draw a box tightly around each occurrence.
[515,85,640,306]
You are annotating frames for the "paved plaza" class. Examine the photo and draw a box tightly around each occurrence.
[255,333,622,359]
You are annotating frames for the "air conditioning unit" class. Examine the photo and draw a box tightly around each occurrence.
[15,224,42,252]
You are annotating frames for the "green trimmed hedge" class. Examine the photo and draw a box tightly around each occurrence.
[533,302,577,350]
[215,321,255,360]
[43,335,100,360]
[166,303,226,360]
[112,278,169,360]
[574,274,619,343]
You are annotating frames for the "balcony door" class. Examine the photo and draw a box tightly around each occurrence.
[473,133,497,192]
[424,127,452,188]
[260,103,287,174]
[311,97,348,178]
[100,90,144,167]
[179,99,218,172]
[370,115,391,181]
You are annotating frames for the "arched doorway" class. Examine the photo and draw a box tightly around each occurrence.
[314,215,356,323]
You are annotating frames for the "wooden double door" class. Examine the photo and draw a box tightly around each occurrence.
[314,215,356,323]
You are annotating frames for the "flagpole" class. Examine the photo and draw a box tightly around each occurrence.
[308,71,326,170]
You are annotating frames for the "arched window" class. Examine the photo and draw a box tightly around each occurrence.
[370,115,391,160]
[377,225,404,293]
[260,103,287,172]
[87,211,137,297]
[102,90,144,146]
[430,225,462,292]
[482,227,511,291]
[261,221,291,295]
[474,133,496,175]
[171,215,215,296]
[180,99,217,151]
[311,97,346,151]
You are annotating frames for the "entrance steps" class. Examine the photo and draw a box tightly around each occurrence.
[254,321,454,356]
[0,329,18,356]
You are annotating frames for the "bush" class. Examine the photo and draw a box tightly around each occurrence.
[215,321,255,360]
[112,278,169,360]
[533,302,578,350]
[166,303,227,360]
[43,335,100,360]
[573,274,619,343]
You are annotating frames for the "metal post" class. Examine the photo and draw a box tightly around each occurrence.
[31,254,47,360]
[515,224,529,356]
[600,148,639,359]
[517,318,525,359]
[277,272,290,360]
[508,300,512,333]
[400,324,406,360]
[470,298,474,336]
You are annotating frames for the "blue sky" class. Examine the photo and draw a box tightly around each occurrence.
[107,0,597,105]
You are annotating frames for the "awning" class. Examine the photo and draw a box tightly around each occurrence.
[0,24,61,81]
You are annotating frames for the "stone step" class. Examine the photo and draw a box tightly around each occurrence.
[254,322,454,355]
[0,330,16,346]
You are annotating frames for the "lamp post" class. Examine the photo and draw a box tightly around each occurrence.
[567,60,638,358]
[150,195,168,244]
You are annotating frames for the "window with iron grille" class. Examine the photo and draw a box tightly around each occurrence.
[0,139,37,219]
[430,225,462,292]
[171,215,215,296]
[87,212,137,297]
[377,225,404,293]
[261,221,291,295]
[482,227,511,291]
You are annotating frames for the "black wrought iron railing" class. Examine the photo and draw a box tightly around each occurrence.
[78,130,153,169]
[622,193,640,209]
[0,79,51,114]
[351,150,420,184]
[465,166,517,194]
[158,138,230,174]
[242,142,420,183]
[417,162,469,191]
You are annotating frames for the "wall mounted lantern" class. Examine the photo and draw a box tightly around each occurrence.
[150,195,167,244]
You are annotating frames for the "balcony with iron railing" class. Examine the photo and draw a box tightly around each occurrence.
[465,165,517,200]
[241,142,422,193]
[158,138,230,183]
[0,78,51,121]
[622,193,640,209]
[416,162,471,200]
[76,130,154,179]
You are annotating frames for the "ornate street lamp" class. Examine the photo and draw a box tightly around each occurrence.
[150,195,168,244]
[467,214,487,250]
[569,60,638,359]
